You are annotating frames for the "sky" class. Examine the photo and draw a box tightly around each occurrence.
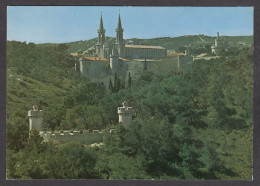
[7,6,253,44]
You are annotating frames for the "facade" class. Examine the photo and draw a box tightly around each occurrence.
[77,13,193,79]
[124,44,167,59]
[79,56,109,79]
[80,13,167,79]
[95,13,167,60]
[211,32,228,55]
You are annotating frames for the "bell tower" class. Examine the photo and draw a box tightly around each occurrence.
[115,12,125,57]
[116,12,124,44]
[98,13,106,44]
[96,13,106,57]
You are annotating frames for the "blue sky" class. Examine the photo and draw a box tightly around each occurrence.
[7,6,253,44]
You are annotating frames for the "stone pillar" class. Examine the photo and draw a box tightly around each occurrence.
[28,105,43,132]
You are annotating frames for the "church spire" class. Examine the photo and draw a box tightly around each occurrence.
[97,13,106,44]
[99,13,104,31]
[116,12,124,44]
[117,12,122,30]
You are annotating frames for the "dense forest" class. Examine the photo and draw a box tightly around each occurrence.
[6,40,253,179]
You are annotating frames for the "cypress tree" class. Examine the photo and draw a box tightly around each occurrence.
[128,72,132,88]
[114,72,122,92]
[117,78,121,92]
[121,80,125,89]
[114,72,118,87]
[144,59,147,70]
[109,78,113,91]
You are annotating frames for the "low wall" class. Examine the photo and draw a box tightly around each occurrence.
[40,130,104,145]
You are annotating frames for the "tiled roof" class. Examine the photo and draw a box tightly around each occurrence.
[70,52,80,56]
[196,53,208,58]
[125,44,166,50]
[84,56,109,62]
[167,52,185,56]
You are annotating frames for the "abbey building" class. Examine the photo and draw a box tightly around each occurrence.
[75,13,170,80]
[95,14,167,60]
[72,13,198,81]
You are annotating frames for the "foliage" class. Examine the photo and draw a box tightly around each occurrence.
[67,35,253,52]
[6,41,253,180]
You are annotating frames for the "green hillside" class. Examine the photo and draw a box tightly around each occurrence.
[6,40,253,180]
[67,35,253,53]
[6,41,78,152]
[67,38,97,53]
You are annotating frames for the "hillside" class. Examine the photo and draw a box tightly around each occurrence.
[67,35,253,53]
[6,40,253,180]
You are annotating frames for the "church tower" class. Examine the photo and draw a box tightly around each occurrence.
[98,14,106,44]
[96,14,106,57]
[115,12,125,57]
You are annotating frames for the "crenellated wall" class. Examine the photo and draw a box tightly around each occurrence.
[39,130,104,145]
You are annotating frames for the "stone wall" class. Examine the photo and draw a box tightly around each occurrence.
[78,55,192,82]
[40,130,104,145]
[125,60,146,80]
[125,58,182,80]
[178,55,193,72]
[80,60,109,79]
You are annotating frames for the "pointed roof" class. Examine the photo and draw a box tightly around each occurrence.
[99,13,104,31]
[117,12,123,30]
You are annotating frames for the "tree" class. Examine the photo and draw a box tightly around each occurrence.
[56,142,99,179]
[109,78,113,91]
[128,72,132,88]
[7,117,29,152]
[108,153,149,179]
